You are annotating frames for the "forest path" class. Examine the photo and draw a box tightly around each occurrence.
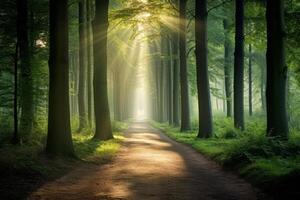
[29,122,262,200]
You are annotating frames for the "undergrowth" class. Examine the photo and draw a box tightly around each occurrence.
[152,118,300,197]
[0,120,128,177]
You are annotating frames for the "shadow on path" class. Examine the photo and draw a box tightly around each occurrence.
[29,122,264,200]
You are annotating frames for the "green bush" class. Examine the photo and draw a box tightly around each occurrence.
[112,121,129,132]
[153,119,300,195]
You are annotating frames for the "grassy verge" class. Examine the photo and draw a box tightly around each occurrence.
[152,120,300,199]
[0,121,128,199]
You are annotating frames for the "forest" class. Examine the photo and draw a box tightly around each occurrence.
[0,0,299,199]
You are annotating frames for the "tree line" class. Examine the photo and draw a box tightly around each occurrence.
[0,0,299,157]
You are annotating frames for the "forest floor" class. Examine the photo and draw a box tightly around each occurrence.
[29,122,266,200]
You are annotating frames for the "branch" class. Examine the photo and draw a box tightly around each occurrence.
[208,0,233,13]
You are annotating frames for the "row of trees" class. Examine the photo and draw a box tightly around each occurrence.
[0,0,298,156]
[145,0,290,139]
[12,0,113,155]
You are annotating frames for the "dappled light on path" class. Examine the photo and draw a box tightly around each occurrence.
[29,122,259,200]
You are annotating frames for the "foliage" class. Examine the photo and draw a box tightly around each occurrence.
[112,121,129,132]
[152,120,300,194]
[0,130,124,177]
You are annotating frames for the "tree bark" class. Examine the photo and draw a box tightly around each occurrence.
[248,44,253,116]
[93,0,113,140]
[266,0,289,139]
[78,0,87,132]
[17,0,34,141]
[12,42,19,144]
[46,0,74,156]
[86,0,93,127]
[233,0,245,130]
[179,0,191,131]
[172,32,180,126]
[223,18,232,118]
[195,0,213,138]
[167,36,173,125]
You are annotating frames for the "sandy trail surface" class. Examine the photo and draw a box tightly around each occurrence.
[29,122,261,200]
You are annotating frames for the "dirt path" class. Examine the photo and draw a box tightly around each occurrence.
[29,122,262,200]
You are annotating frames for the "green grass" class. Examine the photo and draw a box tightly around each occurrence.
[0,122,127,199]
[73,132,124,163]
[0,121,128,177]
[152,120,300,195]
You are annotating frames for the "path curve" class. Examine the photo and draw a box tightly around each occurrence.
[29,122,263,200]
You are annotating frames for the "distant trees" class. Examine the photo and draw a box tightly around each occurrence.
[172,29,180,126]
[92,0,113,140]
[78,0,88,132]
[86,0,94,127]
[46,0,74,156]
[248,44,253,116]
[0,0,296,150]
[223,17,233,118]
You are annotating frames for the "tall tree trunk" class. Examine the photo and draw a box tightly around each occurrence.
[86,0,93,127]
[223,18,232,118]
[113,70,121,121]
[260,63,266,112]
[160,34,167,122]
[179,0,191,131]
[17,0,33,141]
[195,0,213,138]
[167,36,173,125]
[93,0,113,140]
[78,0,87,132]
[12,42,19,144]
[248,44,253,116]
[172,32,180,126]
[233,0,245,130]
[266,0,289,139]
[46,0,74,156]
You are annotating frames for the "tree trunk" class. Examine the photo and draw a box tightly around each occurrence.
[46,0,74,156]
[86,0,93,127]
[172,32,180,126]
[248,44,253,116]
[167,36,173,125]
[113,70,121,121]
[233,0,245,130]
[78,0,87,132]
[179,0,191,131]
[92,0,113,140]
[223,18,232,118]
[260,62,266,112]
[195,0,213,138]
[17,0,34,141]
[266,0,289,139]
[12,42,19,144]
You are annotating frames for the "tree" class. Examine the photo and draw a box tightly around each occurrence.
[86,0,93,126]
[248,44,253,116]
[172,32,180,126]
[171,0,180,126]
[179,0,191,131]
[46,0,74,156]
[233,0,245,130]
[78,0,87,132]
[266,0,289,139]
[223,18,233,118]
[195,0,213,138]
[17,0,34,141]
[93,0,113,140]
